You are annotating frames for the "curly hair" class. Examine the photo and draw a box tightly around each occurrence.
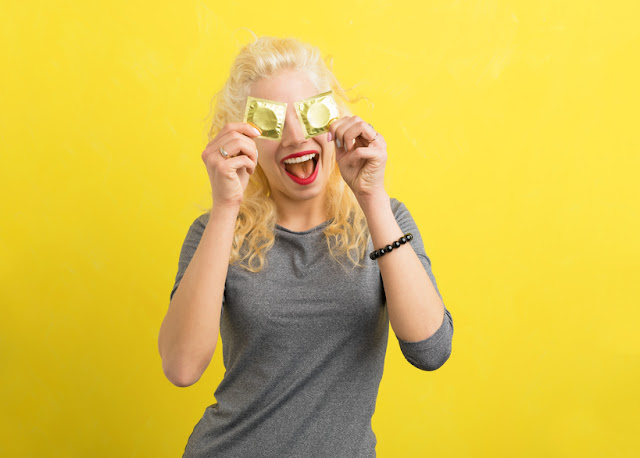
[206,35,371,274]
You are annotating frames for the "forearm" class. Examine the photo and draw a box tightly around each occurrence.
[158,203,239,386]
[360,193,445,342]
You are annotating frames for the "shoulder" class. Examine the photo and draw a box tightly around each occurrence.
[195,211,210,227]
[184,211,211,239]
[388,197,422,233]
[389,196,410,217]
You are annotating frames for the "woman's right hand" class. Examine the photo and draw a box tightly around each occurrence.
[201,122,262,209]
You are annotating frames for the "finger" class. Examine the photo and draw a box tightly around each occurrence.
[223,154,257,176]
[218,121,262,138]
[352,146,382,162]
[217,133,259,163]
[206,131,259,163]
[333,116,358,150]
[342,118,375,151]
[203,122,262,153]
[341,147,382,174]
[327,116,346,139]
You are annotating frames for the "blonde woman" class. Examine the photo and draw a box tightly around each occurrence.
[158,36,454,457]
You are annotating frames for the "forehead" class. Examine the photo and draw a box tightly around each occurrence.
[249,70,318,104]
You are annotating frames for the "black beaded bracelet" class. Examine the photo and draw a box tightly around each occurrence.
[369,233,413,260]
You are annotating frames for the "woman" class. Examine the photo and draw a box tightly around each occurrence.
[158,36,454,457]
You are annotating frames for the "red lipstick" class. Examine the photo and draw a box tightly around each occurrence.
[280,150,319,163]
[281,150,320,186]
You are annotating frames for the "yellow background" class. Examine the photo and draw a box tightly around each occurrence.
[1,0,638,456]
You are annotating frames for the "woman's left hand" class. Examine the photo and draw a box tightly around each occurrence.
[328,116,388,202]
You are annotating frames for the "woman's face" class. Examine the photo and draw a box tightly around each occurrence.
[249,69,335,204]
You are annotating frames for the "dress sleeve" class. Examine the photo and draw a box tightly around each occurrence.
[389,198,454,371]
[169,212,212,302]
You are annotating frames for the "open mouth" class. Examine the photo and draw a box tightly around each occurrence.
[283,153,318,180]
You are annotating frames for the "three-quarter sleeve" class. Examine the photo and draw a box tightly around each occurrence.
[390,198,454,371]
[169,212,212,301]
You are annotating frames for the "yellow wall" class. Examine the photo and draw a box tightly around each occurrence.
[2,0,638,456]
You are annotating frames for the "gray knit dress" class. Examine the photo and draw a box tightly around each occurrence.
[170,198,454,457]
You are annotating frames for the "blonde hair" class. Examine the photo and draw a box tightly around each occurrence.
[207,35,371,273]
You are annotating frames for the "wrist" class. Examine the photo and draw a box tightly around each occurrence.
[357,190,390,214]
[211,201,241,219]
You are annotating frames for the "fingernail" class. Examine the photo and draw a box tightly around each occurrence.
[248,121,262,136]
[335,138,341,148]
[327,132,333,142]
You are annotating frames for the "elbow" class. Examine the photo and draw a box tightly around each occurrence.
[168,374,199,388]
[425,341,452,371]
[162,360,202,387]
[401,337,453,371]
[407,344,452,371]
[159,341,212,388]
[399,309,454,371]
[158,330,214,388]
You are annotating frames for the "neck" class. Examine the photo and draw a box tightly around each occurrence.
[271,190,330,232]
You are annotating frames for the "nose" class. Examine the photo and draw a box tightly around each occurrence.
[280,107,306,148]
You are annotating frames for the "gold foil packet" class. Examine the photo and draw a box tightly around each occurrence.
[295,90,340,139]
[243,96,287,140]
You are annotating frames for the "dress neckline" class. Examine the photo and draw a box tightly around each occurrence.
[275,218,334,235]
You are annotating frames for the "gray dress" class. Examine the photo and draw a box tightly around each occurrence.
[170,198,454,457]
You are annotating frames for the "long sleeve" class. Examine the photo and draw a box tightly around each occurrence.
[390,198,454,371]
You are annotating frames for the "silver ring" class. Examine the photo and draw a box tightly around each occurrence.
[219,146,229,158]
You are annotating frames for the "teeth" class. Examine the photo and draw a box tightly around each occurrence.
[283,153,317,164]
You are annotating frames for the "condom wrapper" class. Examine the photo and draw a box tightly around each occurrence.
[295,90,340,139]
[243,96,287,140]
